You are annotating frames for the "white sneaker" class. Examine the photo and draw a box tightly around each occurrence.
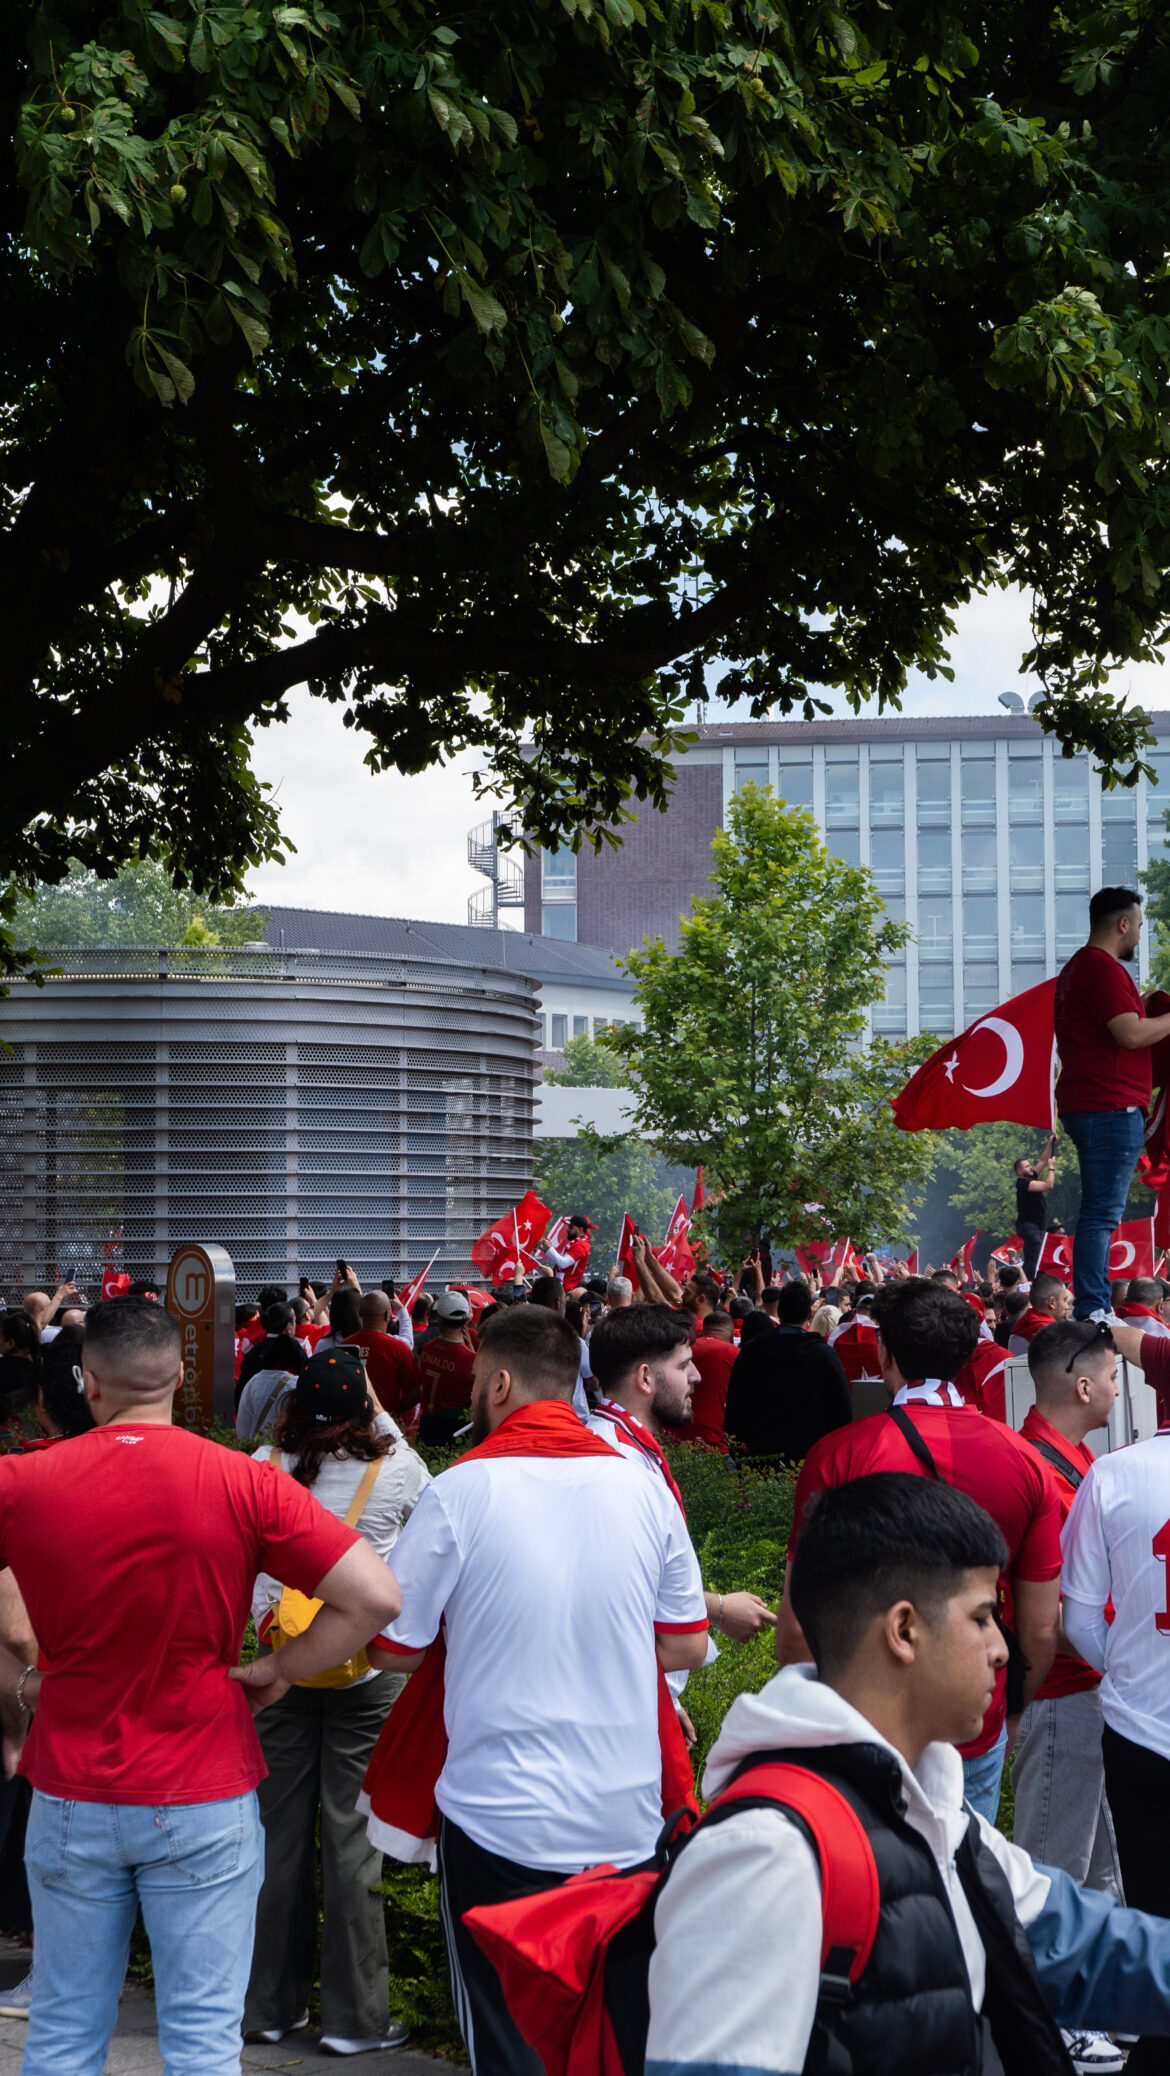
[0,1971,33,2020]
[321,2023,412,2055]
[243,2009,309,2044]
[1061,2031,1125,2075]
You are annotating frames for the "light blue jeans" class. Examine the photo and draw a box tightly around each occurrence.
[22,1788,264,2076]
[1062,1106,1147,1319]
[962,1723,1008,1825]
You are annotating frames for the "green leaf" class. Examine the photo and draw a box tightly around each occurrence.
[154,340,195,404]
[459,274,506,333]
[228,302,270,354]
[539,417,572,481]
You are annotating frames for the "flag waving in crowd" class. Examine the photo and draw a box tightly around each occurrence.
[949,1232,981,1282]
[655,1197,695,1284]
[470,1190,550,1284]
[891,978,1057,1131]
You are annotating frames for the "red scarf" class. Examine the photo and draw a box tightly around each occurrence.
[589,1398,687,1517]
[360,1398,698,1863]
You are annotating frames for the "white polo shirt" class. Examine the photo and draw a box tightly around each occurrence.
[1062,1432,1170,1762]
[378,1452,707,1869]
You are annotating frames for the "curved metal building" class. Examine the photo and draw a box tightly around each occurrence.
[0,947,538,1298]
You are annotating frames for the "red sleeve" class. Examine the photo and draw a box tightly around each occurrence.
[1093,955,1142,1024]
[250,1457,359,1594]
[1009,1452,1064,1583]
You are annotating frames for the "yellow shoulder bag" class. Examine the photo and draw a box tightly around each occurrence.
[265,1451,384,1689]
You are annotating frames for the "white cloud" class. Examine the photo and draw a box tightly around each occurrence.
[247,588,1170,920]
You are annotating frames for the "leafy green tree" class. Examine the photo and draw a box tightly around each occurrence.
[543,1033,628,1090]
[935,1122,1080,1245]
[12,860,264,949]
[608,786,935,1259]
[7,1,1170,977]
[1143,809,1170,989]
[533,1137,679,1266]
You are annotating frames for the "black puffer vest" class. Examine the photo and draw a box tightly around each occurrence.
[732,1743,1074,2076]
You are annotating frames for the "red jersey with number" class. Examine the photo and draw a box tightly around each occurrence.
[791,1402,1063,1755]
[1061,1427,1170,1762]
[418,1338,475,1416]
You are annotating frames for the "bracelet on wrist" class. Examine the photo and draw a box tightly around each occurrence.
[16,1665,36,1715]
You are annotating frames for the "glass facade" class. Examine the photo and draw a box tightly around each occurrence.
[541,845,577,942]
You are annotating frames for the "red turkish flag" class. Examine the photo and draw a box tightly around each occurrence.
[1036,1232,1073,1283]
[470,1190,550,1282]
[1109,1217,1155,1280]
[795,1240,834,1280]
[617,1212,641,1294]
[101,1268,131,1300]
[990,1235,1024,1267]
[545,1214,569,1257]
[949,1232,981,1282]
[399,1251,440,1317]
[692,1167,705,1212]
[447,1282,490,1321]
[891,980,1057,1132]
[655,1196,695,1283]
[904,1249,919,1275]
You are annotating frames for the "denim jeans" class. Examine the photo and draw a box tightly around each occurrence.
[1061,1107,1146,1319]
[962,1723,1008,1824]
[23,1789,263,2076]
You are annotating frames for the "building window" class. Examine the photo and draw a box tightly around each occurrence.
[550,1013,567,1050]
[573,1016,589,1038]
[963,964,1000,1018]
[734,748,769,792]
[1055,892,1085,963]
[962,828,997,892]
[963,895,998,962]
[917,896,953,961]
[542,905,577,941]
[1147,750,1170,860]
[1101,791,1137,886]
[1008,824,1044,892]
[776,757,814,809]
[869,830,905,895]
[918,982,955,1034]
[1053,823,1090,893]
[1053,756,1089,822]
[1008,760,1043,824]
[541,846,577,897]
[827,829,860,868]
[1011,965,1047,996]
[917,830,952,892]
[873,962,906,1037]
[869,765,904,828]
[916,760,951,828]
[1010,894,1044,964]
[825,764,860,827]
[592,1016,612,1041]
[960,754,996,826]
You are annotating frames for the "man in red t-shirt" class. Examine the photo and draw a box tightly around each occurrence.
[1055,888,1170,1321]
[542,1214,592,1293]
[688,1311,736,1453]
[417,1289,476,1445]
[1013,1320,1122,1915]
[1007,1271,1073,1355]
[344,1291,421,1427]
[777,1278,1062,1822]
[953,1335,1009,1422]
[0,1297,399,2075]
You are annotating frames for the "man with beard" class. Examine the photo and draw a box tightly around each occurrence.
[1055,888,1170,1322]
[587,1306,776,1647]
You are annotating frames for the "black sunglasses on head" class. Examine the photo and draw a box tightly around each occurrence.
[1064,1321,1114,1373]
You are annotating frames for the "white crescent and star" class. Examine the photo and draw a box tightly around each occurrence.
[1110,1241,1136,1271]
[962,1017,1025,1100]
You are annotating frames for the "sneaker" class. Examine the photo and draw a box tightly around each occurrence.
[243,2009,309,2044]
[1062,2032,1125,2075]
[0,1971,33,2019]
[320,2023,412,2055]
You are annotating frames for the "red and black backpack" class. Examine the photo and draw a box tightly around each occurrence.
[465,1757,880,2076]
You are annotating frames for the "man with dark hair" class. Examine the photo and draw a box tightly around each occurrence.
[1056,887,1170,1321]
[0,1297,399,2075]
[647,1472,1170,2076]
[1016,1135,1059,1281]
[527,1275,592,1414]
[1114,1275,1170,1340]
[540,1213,592,1294]
[997,1262,1024,1293]
[760,1284,782,1321]
[931,1267,961,1290]
[689,1308,736,1453]
[777,1278,1062,1821]
[1011,1322,1124,2075]
[724,1279,851,1464]
[363,1303,707,2076]
[1008,1270,1074,1355]
[995,1287,1031,1348]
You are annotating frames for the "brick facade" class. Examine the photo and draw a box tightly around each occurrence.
[523,764,723,957]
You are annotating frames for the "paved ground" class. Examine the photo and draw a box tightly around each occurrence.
[0,1950,463,2073]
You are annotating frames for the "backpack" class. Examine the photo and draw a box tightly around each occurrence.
[264,1452,384,1689]
[464,1758,880,2076]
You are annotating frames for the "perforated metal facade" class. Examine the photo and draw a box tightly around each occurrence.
[0,948,538,1299]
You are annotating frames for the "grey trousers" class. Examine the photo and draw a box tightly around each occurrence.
[242,1667,406,2041]
[1012,1684,1123,1897]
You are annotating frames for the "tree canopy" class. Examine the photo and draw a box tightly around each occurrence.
[608,784,934,1257]
[10,857,264,947]
[8,0,1170,975]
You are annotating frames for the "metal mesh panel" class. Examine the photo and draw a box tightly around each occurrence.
[0,952,535,1296]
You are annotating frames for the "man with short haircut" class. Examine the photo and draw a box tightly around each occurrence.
[997,1263,1024,1294]
[365,1306,708,2075]
[1014,1321,1125,2073]
[1015,1135,1059,1281]
[931,1267,961,1290]
[343,1290,421,1427]
[1114,1276,1170,1340]
[995,1287,1031,1348]
[416,1290,476,1446]
[725,1280,851,1463]
[1009,1271,1074,1355]
[1056,887,1170,1320]
[647,1474,1170,2076]
[541,1213,592,1293]
[0,1297,399,2076]
[605,1275,633,1311]
[689,1308,736,1453]
[760,1284,782,1322]
[777,1279,1062,1821]
[587,1306,775,1647]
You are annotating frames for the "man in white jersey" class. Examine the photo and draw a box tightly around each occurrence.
[366,1306,708,2076]
[587,1305,776,1647]
[1063,1348,1170,2076]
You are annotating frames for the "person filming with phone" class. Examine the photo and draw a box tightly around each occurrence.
[1015,1134,1059,1282]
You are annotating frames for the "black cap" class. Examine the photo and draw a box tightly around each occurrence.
[295,1345,368,1424]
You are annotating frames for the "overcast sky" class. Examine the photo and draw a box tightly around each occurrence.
[248,586,1170,928]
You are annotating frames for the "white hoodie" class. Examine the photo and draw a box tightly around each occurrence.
[645,1663,1051,2076]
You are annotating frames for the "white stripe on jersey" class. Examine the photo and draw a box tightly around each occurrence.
[1062,1432,1170,1762]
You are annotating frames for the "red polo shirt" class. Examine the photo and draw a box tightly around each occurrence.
[1019,1407,1099,1701]
[1055,944,1150,1114]
[790,1401,1063,1756]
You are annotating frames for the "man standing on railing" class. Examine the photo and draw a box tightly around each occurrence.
[1054,889,1170,1322]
